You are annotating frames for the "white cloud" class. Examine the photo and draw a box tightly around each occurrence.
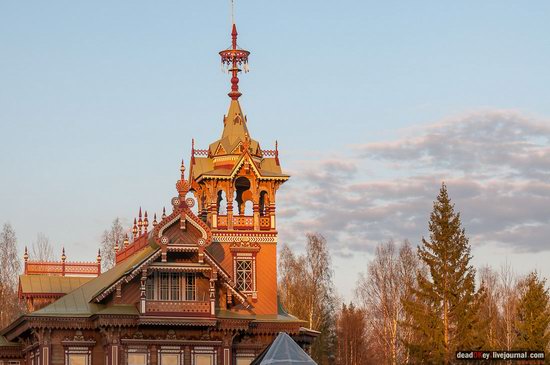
[278,110,550,255]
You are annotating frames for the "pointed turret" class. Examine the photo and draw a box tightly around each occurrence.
[210,23,260,159]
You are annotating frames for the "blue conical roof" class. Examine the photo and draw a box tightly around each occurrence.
[253,332,317,365]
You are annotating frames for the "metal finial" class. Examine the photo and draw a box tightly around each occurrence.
[219,22,250,100]
[231,0,235,25]
[61,247,66,262]
[132,218,138,238]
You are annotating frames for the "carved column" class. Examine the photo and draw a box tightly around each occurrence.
[253,201,260,230]
[270,203,276,230]
[140,268,147,314]
[227,186,234,230]
[36,328,51,365]
[184,345,191,365]
[222,332,234,365]
[101,327,121,365]
[209,270,218,315]
[211,201,218,229]
[150,345,158,365]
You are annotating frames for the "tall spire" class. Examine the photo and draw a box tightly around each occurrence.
[219,20,250,100]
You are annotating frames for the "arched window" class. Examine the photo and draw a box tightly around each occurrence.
[217,190,227,215]
[259,191,269,216]
[244,200,253,216]
[234,176,251,216]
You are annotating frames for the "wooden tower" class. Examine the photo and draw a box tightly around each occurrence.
[189,23,288,315]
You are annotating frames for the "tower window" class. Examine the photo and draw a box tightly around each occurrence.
[235,259,253,292]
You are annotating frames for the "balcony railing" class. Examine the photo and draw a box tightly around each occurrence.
[145,300,211,316]
[233,216,253,230]
[217,215,228,229]
[259,217,270,230]
[216,215,254,230]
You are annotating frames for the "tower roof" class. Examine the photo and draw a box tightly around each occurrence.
[208,99,260,158]
[189,22,287,181]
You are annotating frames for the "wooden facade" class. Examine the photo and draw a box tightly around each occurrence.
[0,22,317,365]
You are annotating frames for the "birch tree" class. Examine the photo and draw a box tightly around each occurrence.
[278,234,336,365]
[31,232,54,261]
[499,261,519,351]
[478,266,503,349]
[0,223,22,327]
[335,303,368,365]
[356,240,419,365]
[100,218,125,271]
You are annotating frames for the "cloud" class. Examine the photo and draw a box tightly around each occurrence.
[360,110,550,179]
[278,110,550,255]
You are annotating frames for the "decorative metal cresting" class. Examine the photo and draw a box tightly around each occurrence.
[219,19,250,100]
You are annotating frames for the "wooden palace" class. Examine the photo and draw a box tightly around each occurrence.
[0,22,317,365]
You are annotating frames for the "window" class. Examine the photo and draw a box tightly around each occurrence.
[236,259,253,291]
[160,272,170,300]
[236,357,255,365]
[186,273,196,300]
[128,354,147,365]
[146,275,154,299]
[171,273,180,300]
[146,273,196,301]
[67,354,88,365]
[160,354,180,365]
[64,345,92,365]
[194,354,213,365]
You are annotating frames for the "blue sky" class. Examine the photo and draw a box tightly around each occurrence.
[1,1,549,300]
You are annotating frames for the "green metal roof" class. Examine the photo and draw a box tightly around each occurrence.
[19,275,94,295]
[32,245,158,317]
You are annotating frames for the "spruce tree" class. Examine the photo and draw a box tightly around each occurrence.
[513,272,550,352]
[403,183,483,364]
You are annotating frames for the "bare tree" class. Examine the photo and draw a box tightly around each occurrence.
[499,260,519,351]
[278,234,336,365]
[478,266,503,349]
[356,240,420,365]
[336,302,368,365]
[0,223,22,327]
[31,232,54,261]
[100,218,125,271]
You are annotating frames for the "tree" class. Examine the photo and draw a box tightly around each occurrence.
[403,183,483,364]
[100,218,125,271]
[31,232,54,261]
[335,303,368,365]
[499,261,519,351]
[513,272,550,352]
[478,266,503,349]
[278,233,337,365]
[0,223,22,327]
[356,240,420,365]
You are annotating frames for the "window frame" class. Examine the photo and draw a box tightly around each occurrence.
[146,272,197,301]
[158,346,183,365]
[232,252,257,296]
[235,259,254,292]
[64,348,91,365]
